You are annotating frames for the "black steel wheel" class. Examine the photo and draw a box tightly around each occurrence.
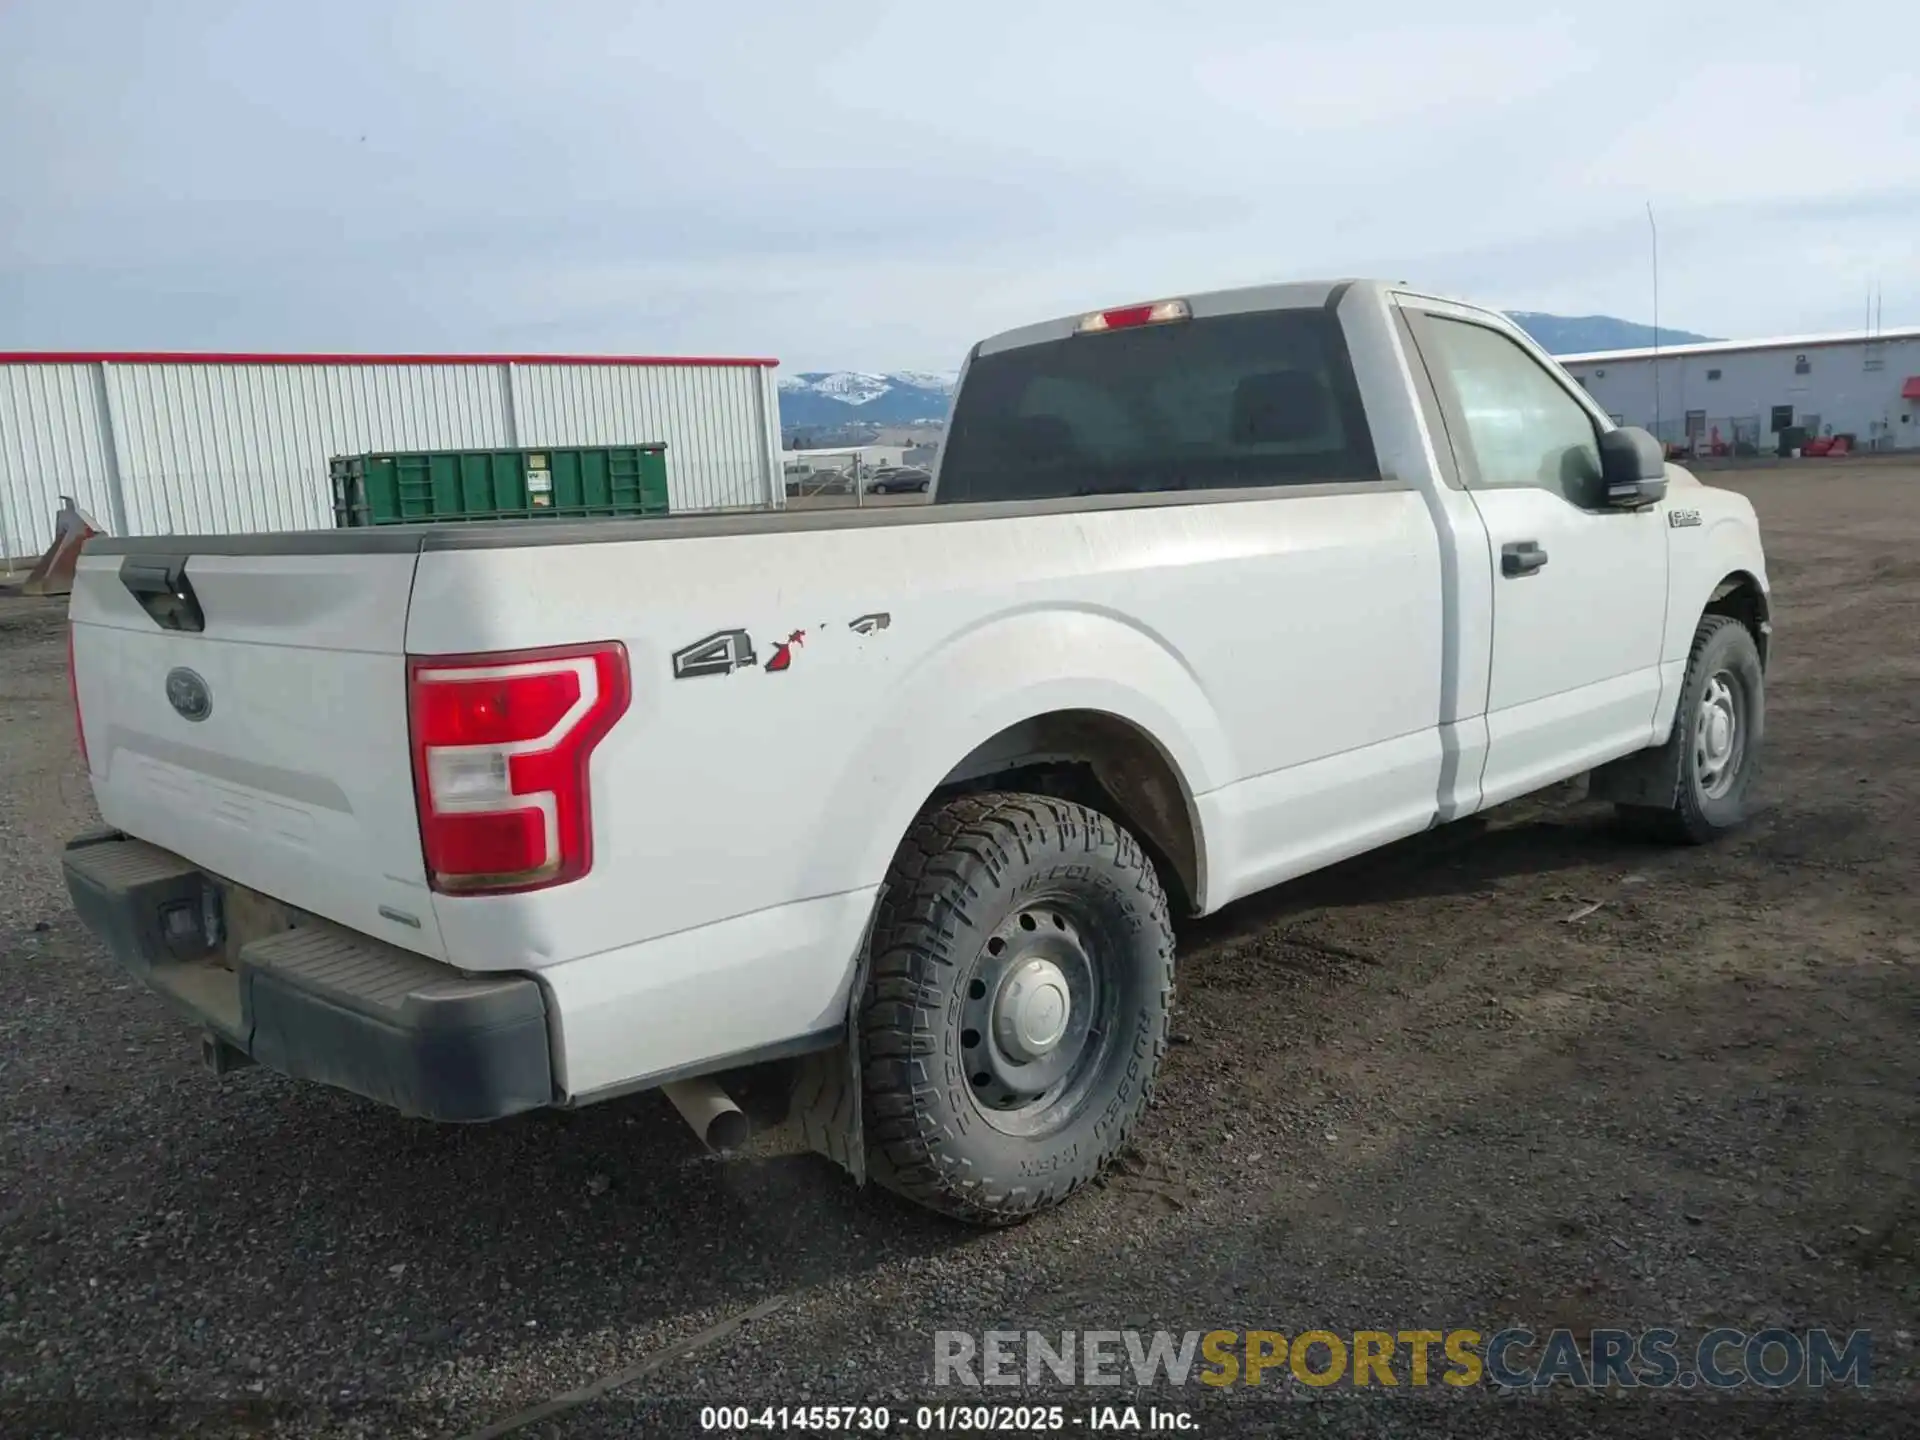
[860,792,1174,1224]
[1617,614,1765,844]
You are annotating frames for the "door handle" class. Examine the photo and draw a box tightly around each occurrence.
[1501,540,1548,578]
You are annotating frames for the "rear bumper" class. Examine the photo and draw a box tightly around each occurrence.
[62,831,554,1122]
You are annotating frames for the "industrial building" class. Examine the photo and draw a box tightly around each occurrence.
[782,444,915,475]
[0,350,784,564]
[1561,327,1920,457]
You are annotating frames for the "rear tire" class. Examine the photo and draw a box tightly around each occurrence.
[860,792,1174,1225]
[1617,614,1765,844]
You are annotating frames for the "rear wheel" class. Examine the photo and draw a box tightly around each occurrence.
[860,792,1174,1224]
[1617,614,1765,843]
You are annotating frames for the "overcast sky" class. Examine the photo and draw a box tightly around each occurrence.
[2,0,1913,375]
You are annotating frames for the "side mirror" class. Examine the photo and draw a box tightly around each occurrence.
[1599,426,1668,508]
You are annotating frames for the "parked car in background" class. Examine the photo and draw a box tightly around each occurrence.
[787,469,852,496]
[867,467,932,494]
[61,278,1770,1226]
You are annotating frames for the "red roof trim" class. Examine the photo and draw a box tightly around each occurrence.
[0,350,779,369]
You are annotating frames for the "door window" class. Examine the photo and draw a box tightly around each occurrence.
[1418,317,1605,506]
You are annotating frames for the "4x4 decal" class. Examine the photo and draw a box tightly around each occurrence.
[766,630,807,672]
[674,612,890,679]
[672,629,757,679]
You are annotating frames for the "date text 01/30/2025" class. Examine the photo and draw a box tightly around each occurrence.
[699,1404,1195,1432]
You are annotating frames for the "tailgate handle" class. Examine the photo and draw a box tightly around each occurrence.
[119,556,205,633]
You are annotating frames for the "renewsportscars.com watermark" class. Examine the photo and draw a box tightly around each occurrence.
[934,1327,1873,1391]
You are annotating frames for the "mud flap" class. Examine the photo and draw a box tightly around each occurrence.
[1587,731,1685,806]
[790,885,885,1187]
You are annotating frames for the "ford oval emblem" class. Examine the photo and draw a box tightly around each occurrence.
[165,667,212,722]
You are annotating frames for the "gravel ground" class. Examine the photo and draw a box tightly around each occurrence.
[3,464,1917,1439]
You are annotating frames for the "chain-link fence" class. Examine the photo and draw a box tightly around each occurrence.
[782,451,934,510]
[1648,415,1766,459]
[1648,413,1913,459]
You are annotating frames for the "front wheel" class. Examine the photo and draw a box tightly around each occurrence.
[1617,614,1765,843]
[860,792,1174,1225]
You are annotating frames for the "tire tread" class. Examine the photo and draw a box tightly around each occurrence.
[1617,613,1760,845]
[860,791,1174,1225]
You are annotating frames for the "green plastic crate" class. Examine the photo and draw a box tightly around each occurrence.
[330,444,669,527]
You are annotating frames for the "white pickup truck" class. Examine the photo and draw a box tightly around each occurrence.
[62,280,1770,1224]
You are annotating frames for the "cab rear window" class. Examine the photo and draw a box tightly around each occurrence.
[937,308,1379,503]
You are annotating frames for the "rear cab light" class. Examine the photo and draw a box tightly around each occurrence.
[1075,297,1192,334]
[407,641,631,895]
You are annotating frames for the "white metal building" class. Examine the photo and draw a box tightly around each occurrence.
[1560,327,1920,456]
[0,349,784,562]
[780,444,912,475]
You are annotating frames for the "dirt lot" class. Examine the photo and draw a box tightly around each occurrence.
[2,463,1916,1438]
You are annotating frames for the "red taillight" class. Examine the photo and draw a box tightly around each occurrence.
[67,624,90,773]
[1075,297,1192,334]
[407,641,631,895]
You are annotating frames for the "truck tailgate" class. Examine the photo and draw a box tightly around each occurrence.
[67,548,446,958]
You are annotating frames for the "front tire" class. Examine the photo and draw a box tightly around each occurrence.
[1617,614,1765,843]
[860,792,1174,1225]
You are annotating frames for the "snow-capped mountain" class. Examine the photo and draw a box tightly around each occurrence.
[777,371,956,428]
[888,371,960,393]
[774,313,1717,430]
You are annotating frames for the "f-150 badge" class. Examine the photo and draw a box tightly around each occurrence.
[1668,508,1703,528]
[672,629,757,679]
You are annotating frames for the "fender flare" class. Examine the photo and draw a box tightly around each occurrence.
[788,606,1229,1180]
[795,604,1233,905]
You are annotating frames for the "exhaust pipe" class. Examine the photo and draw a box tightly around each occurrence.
[662,1078,750,1152]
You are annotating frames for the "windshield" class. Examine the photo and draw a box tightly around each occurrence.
[936,307,1378,503]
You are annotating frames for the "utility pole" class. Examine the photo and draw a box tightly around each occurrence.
[1647,202,1662,439]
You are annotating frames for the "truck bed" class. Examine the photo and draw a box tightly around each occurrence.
[78,480,1385,558]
